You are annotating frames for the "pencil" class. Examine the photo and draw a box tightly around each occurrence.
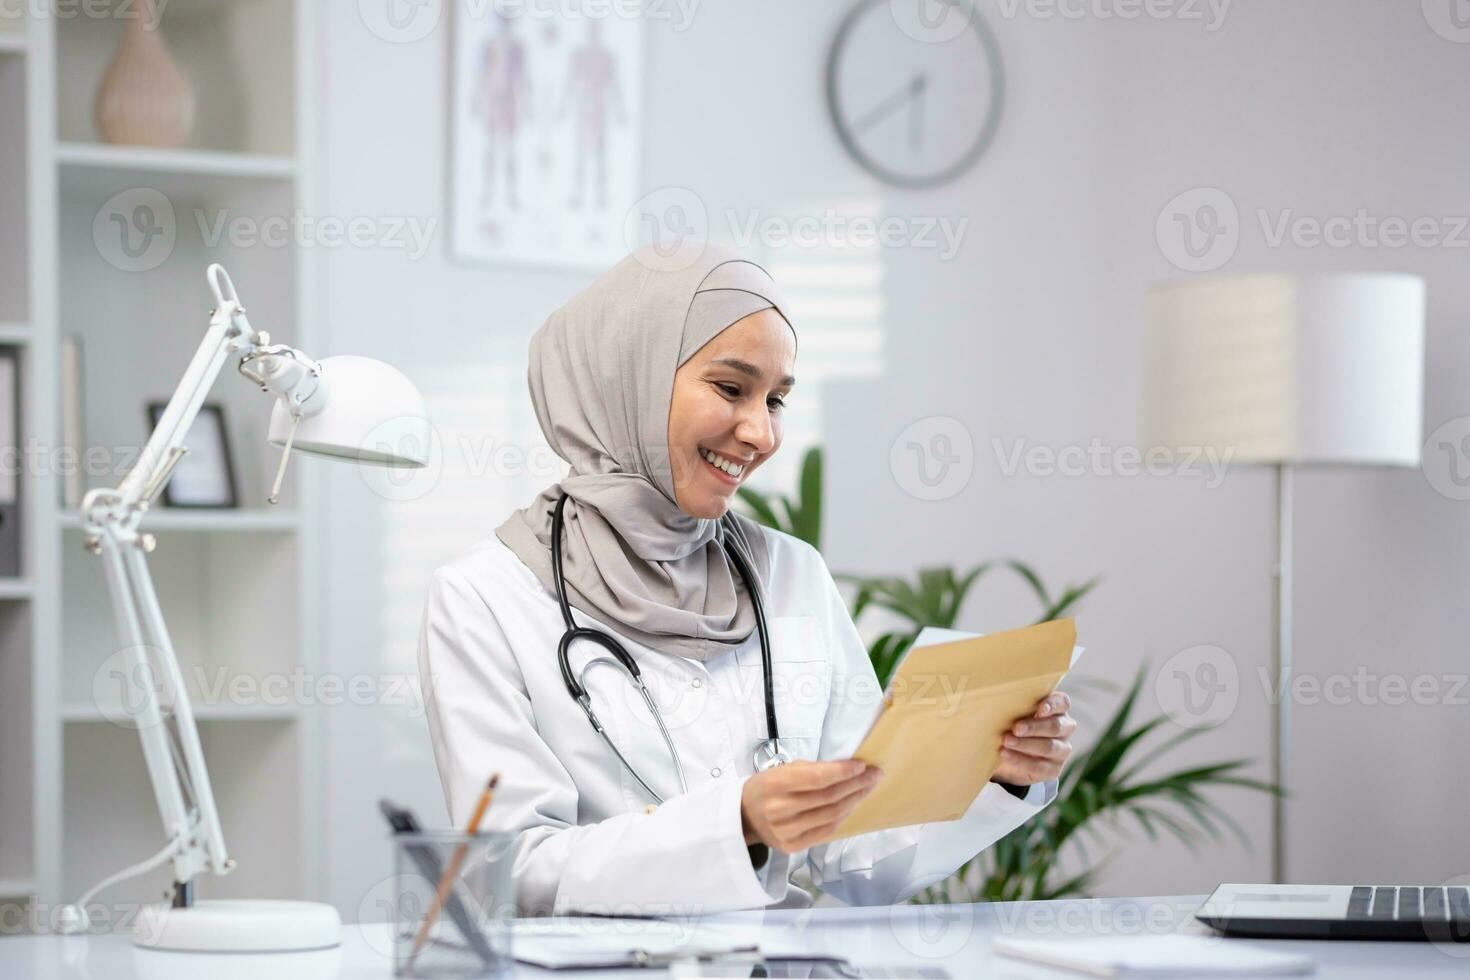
[408,773,500,964]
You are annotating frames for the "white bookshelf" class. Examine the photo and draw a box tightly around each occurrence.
[55,142,298,179]
[57,508,302,533]
[1,0,325,927]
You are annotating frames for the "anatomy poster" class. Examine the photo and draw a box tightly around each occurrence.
[451,4,643,269]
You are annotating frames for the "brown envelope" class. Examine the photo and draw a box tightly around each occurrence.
[832,618,1078,838]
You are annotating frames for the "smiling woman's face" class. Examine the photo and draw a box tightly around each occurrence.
[668,308,796,519]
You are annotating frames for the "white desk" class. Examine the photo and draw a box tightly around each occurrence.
[1,896,1462,978]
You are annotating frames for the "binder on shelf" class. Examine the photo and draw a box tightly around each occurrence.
[0,347,18,577]
[61,335,85,510]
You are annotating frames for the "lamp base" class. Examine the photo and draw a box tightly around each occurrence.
[131,899,342,953]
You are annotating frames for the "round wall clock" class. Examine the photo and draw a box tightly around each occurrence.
[826,0,1005,189]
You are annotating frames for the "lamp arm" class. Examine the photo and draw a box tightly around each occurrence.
[72,264,313,912]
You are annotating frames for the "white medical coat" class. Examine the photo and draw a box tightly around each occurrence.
[417,526,1055,916]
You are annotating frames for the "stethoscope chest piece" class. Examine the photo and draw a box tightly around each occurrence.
[753,738,792,772]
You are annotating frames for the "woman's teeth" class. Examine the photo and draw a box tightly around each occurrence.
[700,448,745,478]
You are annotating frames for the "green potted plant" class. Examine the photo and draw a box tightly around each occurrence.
[737,446,1274,902]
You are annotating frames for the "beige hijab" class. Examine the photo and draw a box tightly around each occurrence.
[495,244,796,660]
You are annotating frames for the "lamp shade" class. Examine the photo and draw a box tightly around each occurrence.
[267,355,430,467]
[1140,274,1425,467]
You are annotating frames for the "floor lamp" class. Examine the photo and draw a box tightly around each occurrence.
[1140,273,1426,883]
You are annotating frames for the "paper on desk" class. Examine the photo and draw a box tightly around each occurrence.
[832,618,1082,838]
[512,918,754,969]
[992,934,1314,977]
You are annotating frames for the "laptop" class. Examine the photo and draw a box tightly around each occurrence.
[1196,883,1470,942]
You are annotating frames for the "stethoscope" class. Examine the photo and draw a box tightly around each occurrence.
[551,491,790,805]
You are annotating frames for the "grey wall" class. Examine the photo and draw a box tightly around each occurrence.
[315,0,1470,917]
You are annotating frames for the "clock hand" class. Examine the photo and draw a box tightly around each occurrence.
[853,72,924,134]
[910,73,928,152]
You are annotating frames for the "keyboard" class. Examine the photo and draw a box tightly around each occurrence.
[1197,883,1470,942]
[1346,885,1470,924]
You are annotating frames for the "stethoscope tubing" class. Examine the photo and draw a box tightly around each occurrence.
[550,491,782,803]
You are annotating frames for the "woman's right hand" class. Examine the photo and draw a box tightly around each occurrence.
[740,760,883,852]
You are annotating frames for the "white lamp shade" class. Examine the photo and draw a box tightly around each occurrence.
[1140,273,1426,467]
[267,355,430,467]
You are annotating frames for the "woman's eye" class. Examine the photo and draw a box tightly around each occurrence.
[716,383,740,397]
[768,396,786,411]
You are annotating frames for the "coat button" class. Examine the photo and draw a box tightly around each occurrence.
[691,677,703,688]
[710,767,722,778]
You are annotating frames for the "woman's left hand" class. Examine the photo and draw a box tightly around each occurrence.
[992,691,1076,786]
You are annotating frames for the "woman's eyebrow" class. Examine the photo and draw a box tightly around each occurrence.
[711,357,796,387]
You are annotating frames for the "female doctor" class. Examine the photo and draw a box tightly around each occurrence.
[418,244,1077,916]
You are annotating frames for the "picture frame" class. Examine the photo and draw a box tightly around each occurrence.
[449,5,644,270]
[145,401,239,508]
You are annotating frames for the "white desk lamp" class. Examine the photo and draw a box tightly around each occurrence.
[1140,272,1425,883]
[58,264,429,952]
